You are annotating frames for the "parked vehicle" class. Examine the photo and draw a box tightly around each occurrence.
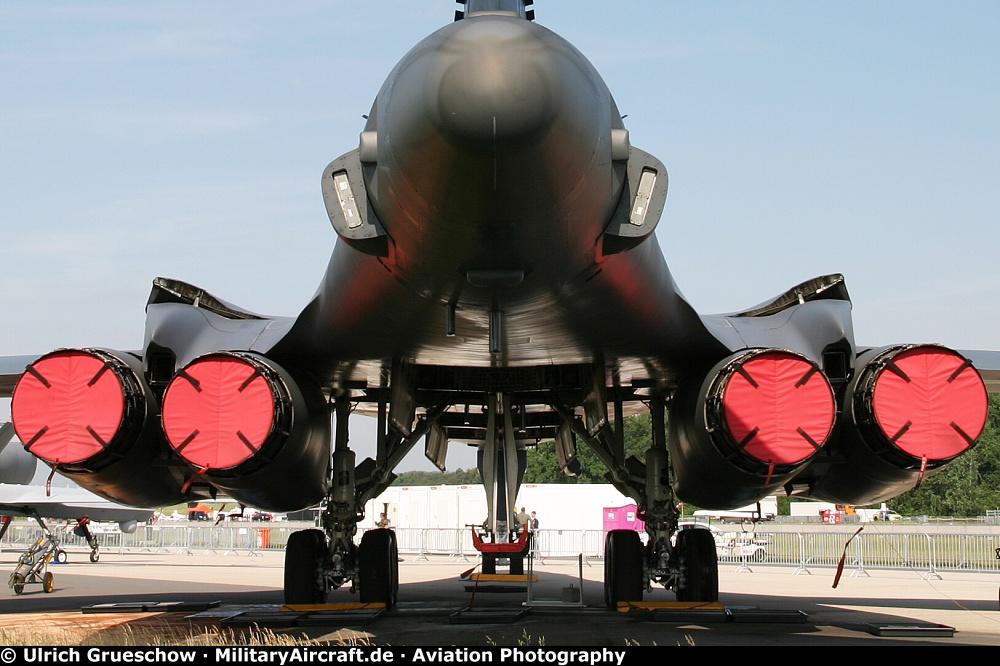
[855,504,902,522]
[677,521,768,561]
[691,496,778,523]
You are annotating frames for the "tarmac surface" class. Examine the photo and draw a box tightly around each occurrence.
[1,545,1000,646]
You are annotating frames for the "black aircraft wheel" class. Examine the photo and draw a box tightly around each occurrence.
[359,528,395,607]
[89,549,100,563]
[43,572,55,593]
[386,529,400,606]
[11,573,25,596]
[675,528,719,603]
[284,529,328,605]
[603,529,643,609]
[55,549,68,564]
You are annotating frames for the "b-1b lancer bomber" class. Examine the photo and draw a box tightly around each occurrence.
[1,1,995,607]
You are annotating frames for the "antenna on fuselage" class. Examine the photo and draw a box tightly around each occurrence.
[455,0,535,22]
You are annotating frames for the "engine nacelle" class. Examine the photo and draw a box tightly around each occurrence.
[161,351,331,512]
[10,348,191,507]
[669,348,836,508]
[0,426,37,485]
[809,344,987,505]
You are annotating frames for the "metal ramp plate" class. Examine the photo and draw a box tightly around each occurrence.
[221,612,305,628]
[222,604,386,628]
[616,602,809,625]
[614,601,727,623]
[82,601,221,614]
[463,585,526,593]
[468,574,537,582]
[866,622,955,638]
[726,608,809,623]
[282,603,386,612]
[448,607,530,624]
[616,601,725,613]
[464,573,534,594]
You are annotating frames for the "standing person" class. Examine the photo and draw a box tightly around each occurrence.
[515,507,530,531]
[529,511,541,559]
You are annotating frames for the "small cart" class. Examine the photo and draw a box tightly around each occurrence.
[9,533,58,595]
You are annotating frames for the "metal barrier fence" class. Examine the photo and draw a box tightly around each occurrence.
[2,523,1000,576]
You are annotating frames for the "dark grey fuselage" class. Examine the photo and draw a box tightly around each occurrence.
[270,15,740,388]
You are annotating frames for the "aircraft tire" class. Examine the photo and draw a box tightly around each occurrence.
[675,528,719,602]
[284,529,327,605]
[90,550,99,563]
[43,572,55,593]
[386,529,400,606]
[359,529,395,606]
[55,549,68,564]
[11,573,25,595]
[603,529,643,608]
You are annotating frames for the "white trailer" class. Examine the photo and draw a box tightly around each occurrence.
[692,496,778,522]
[789,501,838,518]
[363,483,634,532]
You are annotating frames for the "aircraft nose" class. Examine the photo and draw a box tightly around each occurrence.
[379,15,604,170]
[362,14,622,283]
[433,19,556,147]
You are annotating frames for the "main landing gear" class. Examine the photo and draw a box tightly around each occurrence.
[601,507,720,608]
[568,394,720,607]
[282,397,411,607]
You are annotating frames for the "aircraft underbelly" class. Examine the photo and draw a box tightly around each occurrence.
[276,230,723,383]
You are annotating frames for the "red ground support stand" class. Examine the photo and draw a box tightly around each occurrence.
[471,525,531,575]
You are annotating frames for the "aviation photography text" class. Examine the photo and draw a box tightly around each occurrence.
[8,647,633,666]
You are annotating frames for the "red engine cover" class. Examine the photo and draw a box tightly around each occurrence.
[865,345,986,462]
[162,354,281,470]
[716,349,835,466]
[13,349,128,465]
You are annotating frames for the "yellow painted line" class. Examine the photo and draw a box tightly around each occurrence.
[467,574,538,582]
[616,601,725,613]
[281,603,385,611]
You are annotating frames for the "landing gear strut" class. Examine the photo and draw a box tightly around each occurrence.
[282,393,422,607]
[558,388,721,606]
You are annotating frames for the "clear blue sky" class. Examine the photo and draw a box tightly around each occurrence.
[1,2,998,472]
